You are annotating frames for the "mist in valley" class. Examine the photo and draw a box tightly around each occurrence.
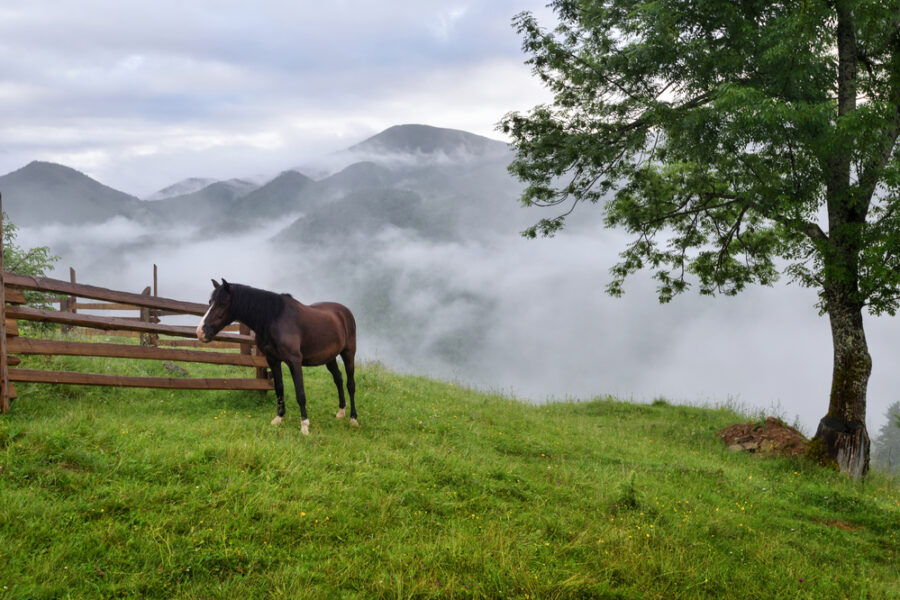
[9,126,900,436]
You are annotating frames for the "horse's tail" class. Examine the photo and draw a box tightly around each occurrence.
[342,304,357,344]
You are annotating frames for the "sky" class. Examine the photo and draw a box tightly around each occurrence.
[0,0,555,197]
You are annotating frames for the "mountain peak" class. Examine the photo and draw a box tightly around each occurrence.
[145,177,219,201]
[0,160,140,226]
[18,160,91,182]
[348,124,508,158]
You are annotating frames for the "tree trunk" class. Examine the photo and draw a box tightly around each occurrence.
[810,0,871,480]
[812,297,871,479]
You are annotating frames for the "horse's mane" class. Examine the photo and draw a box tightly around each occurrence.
[228,283,291,337]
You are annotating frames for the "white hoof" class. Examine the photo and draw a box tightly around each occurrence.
[271,416,283,426]
[301,419,310,435]
[350,418,359,427]
[336,408,346,419]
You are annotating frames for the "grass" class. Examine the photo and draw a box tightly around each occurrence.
[0,337,898,599]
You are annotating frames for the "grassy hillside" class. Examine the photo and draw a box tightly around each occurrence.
[0,345,897,599]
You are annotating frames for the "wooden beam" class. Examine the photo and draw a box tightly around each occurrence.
[9,368,273,390]
[158,338,243,349]
[4,288,26,304]
[64,330,244,349]
[72,302,141,311]
[3,273,209,315]
[5,305,252,343]
[7,337,268,368]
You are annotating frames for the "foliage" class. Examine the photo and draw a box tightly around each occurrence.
[2,212,57,279]
[499,0,900,311]
[0,345,898,598]
[2,211,58,312]
[872,402,900,474]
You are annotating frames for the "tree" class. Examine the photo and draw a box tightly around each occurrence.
[871,402,900,473]
[500,0,900,478]
[2,211,58,311]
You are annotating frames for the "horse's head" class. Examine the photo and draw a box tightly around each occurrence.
[196,278,233,343]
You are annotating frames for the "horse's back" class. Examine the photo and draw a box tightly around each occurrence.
[308,301,356,344]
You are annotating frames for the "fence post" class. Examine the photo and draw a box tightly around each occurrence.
[150,264,160,327]
[61,267,77,334]
[0,194,9,412]
[139,286,158,347]
[240,323,268,385]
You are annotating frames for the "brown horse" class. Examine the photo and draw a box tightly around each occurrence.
[196,279,357,434]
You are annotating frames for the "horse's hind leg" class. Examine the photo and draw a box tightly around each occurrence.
[268,357,285,426]
[286,360,310,435]
[326,359,347,419]
[341,349,357,426]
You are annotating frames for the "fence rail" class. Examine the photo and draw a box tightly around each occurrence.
[0,194,272,412]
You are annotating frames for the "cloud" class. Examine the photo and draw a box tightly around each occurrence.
[0,0,554,195]
[14,178,900,438]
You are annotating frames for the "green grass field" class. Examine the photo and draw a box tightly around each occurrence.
[0,342,897,599]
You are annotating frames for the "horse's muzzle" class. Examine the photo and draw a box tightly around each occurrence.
[196,323,209,343]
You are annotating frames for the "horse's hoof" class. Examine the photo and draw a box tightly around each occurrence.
[301,419,310,435]
[271,416,283,426]
[335,408,346,419]
[350,418,359,427]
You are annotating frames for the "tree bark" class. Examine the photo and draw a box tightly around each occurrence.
[812,294,871,479]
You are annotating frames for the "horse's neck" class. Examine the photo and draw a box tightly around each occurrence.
[230,288,280,335]
[231,302,262,334]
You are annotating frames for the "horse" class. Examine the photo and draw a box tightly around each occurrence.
[196,279,357,435]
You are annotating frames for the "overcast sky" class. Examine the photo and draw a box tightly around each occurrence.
[0,0,554,196]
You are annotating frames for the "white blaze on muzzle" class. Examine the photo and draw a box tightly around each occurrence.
[196,303,214,342]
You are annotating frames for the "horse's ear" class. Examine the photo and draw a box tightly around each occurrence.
[211,279,220,289]
[221,279,230,290]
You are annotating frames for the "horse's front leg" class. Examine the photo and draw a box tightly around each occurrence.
[268,357,285,425]
[287,360,309,435]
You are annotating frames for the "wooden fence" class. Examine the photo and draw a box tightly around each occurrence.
[0,195,272,413]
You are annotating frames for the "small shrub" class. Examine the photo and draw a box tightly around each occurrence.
[612,471,642,511]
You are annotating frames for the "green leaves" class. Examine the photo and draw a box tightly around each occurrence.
[501,0,900,310]
[2,212,59,312]
[603,161,780,301]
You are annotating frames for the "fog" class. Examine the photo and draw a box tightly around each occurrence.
[18,199,900,437]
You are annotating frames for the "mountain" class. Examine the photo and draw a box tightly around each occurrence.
[226,170,316,223]
[348,124,509,160]
[275,187,449,245]
[314,161,396,199]
[145,180,260,224]
[0,125,522,235]
[144,178,219,201]
[0,161,141,226]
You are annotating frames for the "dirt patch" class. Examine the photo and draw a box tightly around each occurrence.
[719,417,808,457]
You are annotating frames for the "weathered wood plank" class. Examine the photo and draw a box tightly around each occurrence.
[158,338,244,349]
[7,338,268,368]
[4,273,209,315]
[5,305,251,344]
[4,288,26,304]
[66,330,244,349]
[72,302,141,311]
[9,368,273,390]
